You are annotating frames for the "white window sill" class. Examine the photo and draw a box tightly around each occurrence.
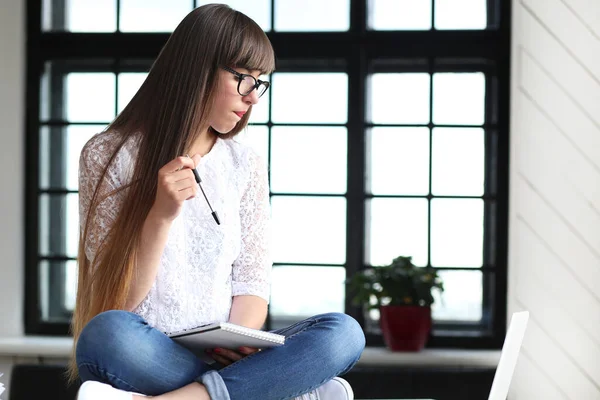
[0,336,73,358]
[357,347,500,368]
[0,336,500,368]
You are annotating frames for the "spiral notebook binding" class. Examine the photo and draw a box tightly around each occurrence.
[221,322,285,344]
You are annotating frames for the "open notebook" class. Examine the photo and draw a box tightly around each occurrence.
[168,322,285,354]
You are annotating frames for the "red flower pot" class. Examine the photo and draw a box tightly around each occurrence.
[379,305,431,351]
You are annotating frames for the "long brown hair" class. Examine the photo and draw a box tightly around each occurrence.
[67,3,275,383]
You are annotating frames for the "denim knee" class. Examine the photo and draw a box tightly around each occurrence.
[76,310,213,394]
[76,310,150,366]
[334,313,366,360]
[314,312,365,374]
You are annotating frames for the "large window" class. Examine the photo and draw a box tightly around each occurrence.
[27,0,511,347]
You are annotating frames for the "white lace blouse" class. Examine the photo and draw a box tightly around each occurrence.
[78,130,272,334]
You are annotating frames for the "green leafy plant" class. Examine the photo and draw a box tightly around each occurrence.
[346,256,444,309]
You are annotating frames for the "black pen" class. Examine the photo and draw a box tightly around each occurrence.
[186,154,220,225]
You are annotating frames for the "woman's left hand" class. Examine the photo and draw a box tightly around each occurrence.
[206,346,260,366]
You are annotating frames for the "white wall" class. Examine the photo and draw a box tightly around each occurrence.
[0,0,25,337]
[0,0,25,395]
[508,0,600,398]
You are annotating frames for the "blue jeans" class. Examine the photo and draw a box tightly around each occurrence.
[76,310,365,400]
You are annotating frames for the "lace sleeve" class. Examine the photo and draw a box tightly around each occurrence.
[231,150,273,303]
[78,133,132,266]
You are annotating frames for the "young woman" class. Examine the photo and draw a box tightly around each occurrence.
[71,4,365,400]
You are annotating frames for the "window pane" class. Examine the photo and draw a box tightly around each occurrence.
[43,0,117,32]
[118,73,148,114]
[431,198,483,267]
[236,125,269,162]
[432,128,484,196]
[271,127,347,194]
[39,194,79,258]
[368,0,432,30]
[433,72,485,125]
[120,0,192,32]
[368,127,430,195]
[39,260,77,322]
[432,270,482,321]
[65,260,77,311]
[66,73,116,122]
[42,0,52,31]
[40,125,105,190]
[198,0,271,31]
[249,81,270,124]
[272,73,348,123]
[275,0,349,31]
[39,195,49,256]
[368,73,430,124]
[40,63,51,120]
[367,198,428,266]
[39,127,50,189]
[272,196,346,264]
[434,0,487,30]
[270,266,346,328]
[68,0,117,32]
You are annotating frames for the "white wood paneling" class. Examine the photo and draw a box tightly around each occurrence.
[519,2,600,125]
[522,0,600,80]
[561,0,600,38]
[509,0,600,398]
[510,352,568,400]
[514,219,600,345]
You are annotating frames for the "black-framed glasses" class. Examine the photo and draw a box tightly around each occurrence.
[221,65,270,98]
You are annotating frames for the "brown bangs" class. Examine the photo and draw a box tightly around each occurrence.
[227,11,276,74]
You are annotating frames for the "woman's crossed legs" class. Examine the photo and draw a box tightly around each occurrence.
[76,310,365,400]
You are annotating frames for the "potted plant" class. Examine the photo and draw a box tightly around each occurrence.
[346,255,444,351]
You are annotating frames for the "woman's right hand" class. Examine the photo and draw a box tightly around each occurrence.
[150,154,202,222]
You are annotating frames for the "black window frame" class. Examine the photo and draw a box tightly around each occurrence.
[25,0,511,348]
